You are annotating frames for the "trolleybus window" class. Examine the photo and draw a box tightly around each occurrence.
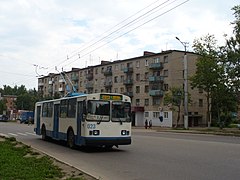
[42,102,53,117]
[88,101,110,116]
[68,98,76,118]
[112,102,131,122]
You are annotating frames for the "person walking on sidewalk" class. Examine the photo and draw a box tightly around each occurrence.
[149,120,152,129]
[145,119,148,129]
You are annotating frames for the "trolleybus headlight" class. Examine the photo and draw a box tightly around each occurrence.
[93,130,100,136]
[121,130,127,135]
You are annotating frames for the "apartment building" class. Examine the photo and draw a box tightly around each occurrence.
[38,50,207,127]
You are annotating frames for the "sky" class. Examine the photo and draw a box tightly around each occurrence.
[0,0,239,90]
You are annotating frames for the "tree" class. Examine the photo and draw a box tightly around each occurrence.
[164,87,184,128]
[220,5,240,93]
[190,34,224,127]
[0,99,7,114]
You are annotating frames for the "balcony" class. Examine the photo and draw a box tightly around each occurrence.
[123,79,133,86]
[85,82,93,89]
[58,87,65,92]
[71,75,79,81]
[149,62,163,69]
[104,81,112,88]
[38,82,44,87]
[86,73,93,80]
[148,76,164,83]
[103,70,112,76]
[48,87,53,93]
[123,67,133,74]
[149,90,164,97]
[124,92,133,97]
[59,78,65,83]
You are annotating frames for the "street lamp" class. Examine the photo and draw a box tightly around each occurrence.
[176,37,188,129]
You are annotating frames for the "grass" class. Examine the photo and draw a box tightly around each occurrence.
[0,137,85,180]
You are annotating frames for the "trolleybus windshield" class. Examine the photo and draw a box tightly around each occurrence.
[112,101,131,122]
[87,100,110,122]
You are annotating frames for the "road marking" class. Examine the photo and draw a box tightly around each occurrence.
[0,133,9,137]
[25,132,36,136]
[8,133,18,136]
[17,132,27,136]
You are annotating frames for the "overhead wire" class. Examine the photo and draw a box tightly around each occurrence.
[64,0,189,68]
[46,0,172,72]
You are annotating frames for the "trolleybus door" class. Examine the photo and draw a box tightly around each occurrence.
[36,106,41,135]
[53,104,59,139]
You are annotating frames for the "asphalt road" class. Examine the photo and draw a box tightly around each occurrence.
[1,122,240,180]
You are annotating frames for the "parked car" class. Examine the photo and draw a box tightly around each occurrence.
[0,114,8,122]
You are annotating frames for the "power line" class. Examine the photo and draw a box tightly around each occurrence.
[65,0,189,67]
[46,0,173,72]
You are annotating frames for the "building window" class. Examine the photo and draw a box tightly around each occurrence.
[136,86,140,93]
[144,112,149,117]
[136,99,140,106]
[153,112,160,118]
[145,72,148,80]
[164,112,168,118]
[145,85,149,93]
[120,87,124,93]
[145,60,148,66]
[121,64,124,70]
[136,61,140,68]
[114,88,118,93]
[164,70,168,77]
[95,68,98,74]
[164,84,168,91]
[136,74,140,81]
[145,99,149,106]
[199,88,203,93]
[164,56,168,63]
[114,76,118,83]
[199,99,203,107]
[101,67,104,73]
[115,64,118,71]
[120,75,124,83]
[154,57,160,63]
[152,97,160,105]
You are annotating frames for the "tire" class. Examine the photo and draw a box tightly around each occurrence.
[67,129,75,149]
[41,125,47,140]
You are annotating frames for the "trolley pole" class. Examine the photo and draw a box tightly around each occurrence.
[176,37,188,129]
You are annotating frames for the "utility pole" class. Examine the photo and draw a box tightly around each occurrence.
[176,37,188,129]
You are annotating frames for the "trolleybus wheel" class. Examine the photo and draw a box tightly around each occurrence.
[67,129,75,149]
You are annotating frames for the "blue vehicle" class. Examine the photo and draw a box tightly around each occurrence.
[19,111,34,124]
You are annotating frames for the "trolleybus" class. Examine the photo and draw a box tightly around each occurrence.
[34,93,131,148]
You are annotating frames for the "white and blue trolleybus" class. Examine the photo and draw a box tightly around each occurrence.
[34,93,131,148]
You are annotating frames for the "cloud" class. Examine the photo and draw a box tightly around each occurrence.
[0,0,238,89]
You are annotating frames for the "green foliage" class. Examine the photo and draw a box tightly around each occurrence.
[164,87,183,127]
[190,34,222,126]
[220,5,240,92]
[0,85,42,111]
[0,100,7,114]
[0,138,63,179]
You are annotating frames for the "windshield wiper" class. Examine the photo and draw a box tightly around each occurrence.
[97,115,103,125]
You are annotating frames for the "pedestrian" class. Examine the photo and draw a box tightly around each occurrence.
[145,119,148,129]
[28,116,33,126]
[149,120,152,129]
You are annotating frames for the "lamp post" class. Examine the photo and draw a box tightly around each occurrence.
[176,37,188,129]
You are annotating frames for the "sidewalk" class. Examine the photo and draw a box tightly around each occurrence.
[132,126,240,137]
